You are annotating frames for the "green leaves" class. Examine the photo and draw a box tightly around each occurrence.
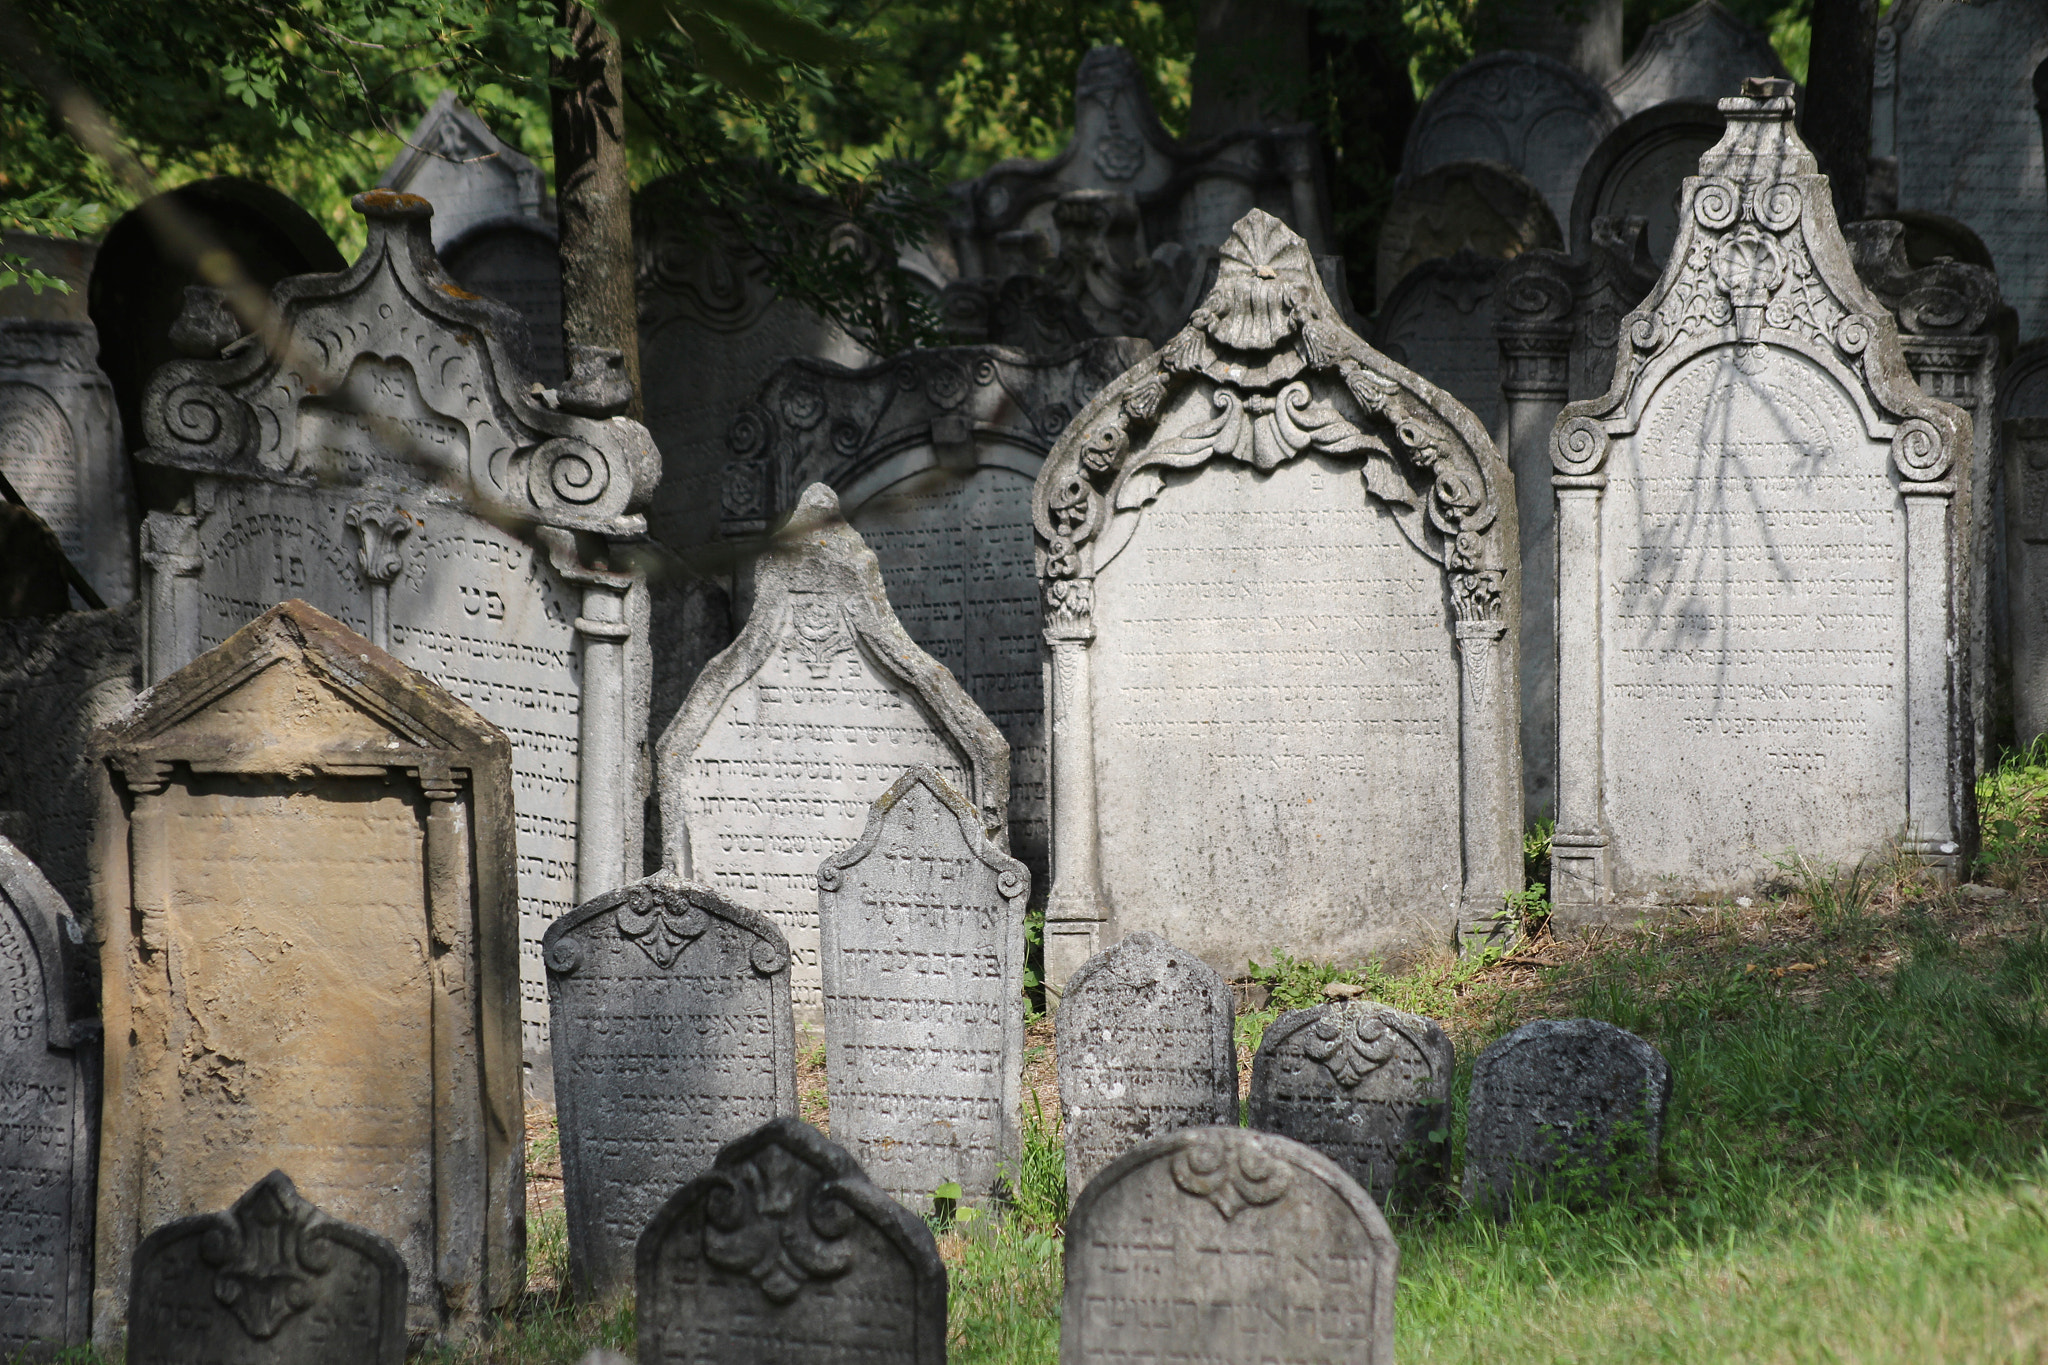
[596,0,862,101]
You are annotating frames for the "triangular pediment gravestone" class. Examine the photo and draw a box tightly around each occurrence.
[1032,207,1522,988]
[0,320,133,606]
[90,600,521,1339]
[379,92,552,250]
[658,484,1008,1012]
[1606,0,1791,119]
[1547,80,1973,925]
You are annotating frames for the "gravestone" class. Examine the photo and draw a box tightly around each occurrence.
[126,1170,406,1365]
[2000,340,2048,744]
[1400,52,1622,239]
[1569,101,1725,263]
[1463,1018,1670,1212]
[724,340,1144,878]
[1606,0,1791,119]
[1376,159,1562,308]
[1371,249,1504,436]
[137,192,660,1076]
[1248,1001,1453,1212]
[90,600,523,1339]
[1061,1126,1397,1365]
[0,320,133,607]
[636,1116,947,1365]
[1055,933,1237,1197]
[1033,208,1522,986]
[659,484,1009,1012]
[819,767,1028,1209]
[1873,0,2048,336]
[442,220,566,385]
[545,871,796,1300]
[1547,80,1972,925]
[378,92,552,251]
[0,836,97,1357]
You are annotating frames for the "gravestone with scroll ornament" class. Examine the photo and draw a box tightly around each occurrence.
[1546,80,1973,928]
[0,320,133,606]
[1033,208,1522,989]
[544,871,795,1300]
[1605,0,1791,119]
[658,483,1009,1014]
[135,192,660,1079]
[1569,102,1726,264]
[1371,249,1504,435]
[1375,159,1561,310]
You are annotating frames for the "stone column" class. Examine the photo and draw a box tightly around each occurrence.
[1043,583,1102,997]
[139,512,201,685]
[1902,480,1960,876]
[1549,476,1607,919]
[572,579,633,901]
[418,768,485,1314]
[1454,611,1519,947]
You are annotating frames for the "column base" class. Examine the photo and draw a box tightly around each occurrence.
[1043,919,1104,1003]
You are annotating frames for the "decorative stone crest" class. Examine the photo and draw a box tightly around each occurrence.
[199,1171,335,1338]
[1169,1131,1292,1220]
[1302,1010,1400,1090]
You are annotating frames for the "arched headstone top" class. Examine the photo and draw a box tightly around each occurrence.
[0,833,91,1052]
[1606,0,1791,119]
[1375,159,1561,306]
[137,192,658,537]
[2000,339,2048,423]
[1568,100,1727,261]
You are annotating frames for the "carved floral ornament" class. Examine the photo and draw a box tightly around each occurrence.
[199,1173,340,1340]
[1034,208,1509,631]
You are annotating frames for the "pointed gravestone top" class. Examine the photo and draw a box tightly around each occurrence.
[1607,0,1791,119]
[378,92,551,249]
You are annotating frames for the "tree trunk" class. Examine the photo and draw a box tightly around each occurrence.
[1803,0,1878,225]
[551,1,642,420]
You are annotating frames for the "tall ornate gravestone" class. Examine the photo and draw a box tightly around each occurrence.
[136,192,659,1073]
[1055,933,1237,1197]
[1061,1127,1398,1365]
[1548,80,1973,926]
[126,1171,407,1365]
[1248,1001,1453,1212]
[0,320,133,606]
[2000,340,2048,744]
[1463,1018,1670,1213]
[1570,102,1726,263]
[378,92,553,251]
[1375,159,1562,309]
[89,600,523,1339]
[723,340,1142,878]
[1033,208,1522,986]
[1606,0,1791,119]
[1873,0,2048,336]
[818,767,1028,1209]
[0,836,97,1357]
[659,484,1009,1012]
[1371,249,1505,436]
[1400,52,1623,238]
[636,1116,948,1365]
[545,871,796,1300]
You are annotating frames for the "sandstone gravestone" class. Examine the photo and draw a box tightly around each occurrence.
[1034,208,1522,986]
[1401,52,1622,240]
[1463,1018,1670,1213]
[1873,0,2048,336]
[1569,101,1725,263]
[1606,0,1791,119]
[2000,340,2048,744]
[1372,249,1504,436]
[545,871,796,1300]
[378,92,552,251]
[659,484,1008,1012]
[443,220,565,385]
[1061,1126,1397,1365]
[126,1170,406,1365]
[819,767,1028,1209]
[1547,80,1972,925]
[724,340,1144,879]
[90,600,522,1339]
[1055,933,1237,1197]
[1376,159,1562,308]
[636,1116,947,1365]
[137,192,660,1073]
[0,320,133,606]
[1248,1001,1453,1212]
[0,835,97,1357]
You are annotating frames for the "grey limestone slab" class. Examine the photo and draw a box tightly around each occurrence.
[443,219,565,385]
[378,92,552,251]
[1568,101,1727,264]
[1606,0,1790,119]
[2001,340,2048,747]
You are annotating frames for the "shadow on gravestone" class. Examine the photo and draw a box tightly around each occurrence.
[127,1170,407,1365]
[1054,933,1237,1199]
[1568,101,1726,264]
[1462,1018,1670,1216]
[1372,248,1506,435]
[1248,1001,1453,1213]
[1375,159,1561,311]
[636,1116,947,1364]
[819,766,1028,1212]
[545,871,796,1301]
[1060,1126,1397,1364]
[0,835,98,1359]
[1606,0,1791,120]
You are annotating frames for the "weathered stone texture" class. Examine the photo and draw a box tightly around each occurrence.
[2002,340,2048,745]
[378,93,551,250]
[1606,0,1791,118]
[1371,249,1504,434]
[1569,102,1726,263]
[0,321,133,607]
[1375,159,1562,308]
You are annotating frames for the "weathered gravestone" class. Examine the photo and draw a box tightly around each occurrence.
[1375,159,1562,310]
[137,191,660,1074]
[659,484,1008,1012]
[1547,80,1973,925]
[0,835,97,1356]
[1055,933,1236,1198]
[443,220,566,385]
[1033,208,1522,986]
[1463,1018,1670,1213]
[1248,1001,1453,1212]
[636,1116,947,1365]
[1371,249,1504,436]
[545,870,796,1300]
[1401,52,1623,240]
[2000,340,2048,745]
[1606,0,1791,119]
[90,600,523,1339]
[379,92,552,251]
[0,320,133,607]
[819,766,1028,1209]
[1873,0,2048,336]
[126,1170,406,1365]
[1061,1126,1397,1365]
[724,340,1144,879]
[1569,101,1726,263]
